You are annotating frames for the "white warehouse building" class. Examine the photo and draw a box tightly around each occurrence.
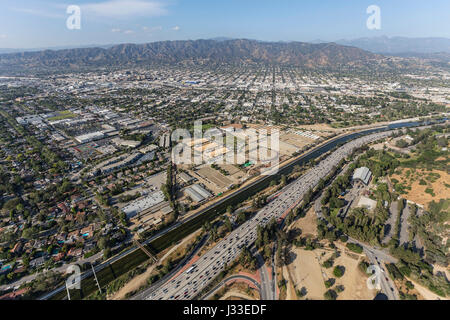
[184,184,213,203]
[122,191,165,218]
[75,131,105,144]
[353,167,372,185]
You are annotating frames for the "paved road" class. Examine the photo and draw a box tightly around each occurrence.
[256,253,272,300]
[130,234,209,300]
[271,243,278,300]
[38,126,385,300]
[382,200,399,245]
[201,275,261,300]
[145,129,398,300]
[365,249,400,300]
[1,250,103,293]
[399,203,412,247]
[38,241,137,300]
[312,160,400,299]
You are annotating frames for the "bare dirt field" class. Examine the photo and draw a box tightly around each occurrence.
[218,164,242,176]
[278,140,301,156]
[294,124,340,132]
[323,248,376,300]
[285,244,376,300]
[282,264,298,300]
[285,248,328,300]
[371,142,387,151]
[289,206,318,237]
[247,124,285,133]
[280,133,312,149]
[390,169,450,209]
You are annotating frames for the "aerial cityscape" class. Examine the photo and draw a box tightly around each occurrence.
[0,0,448,311]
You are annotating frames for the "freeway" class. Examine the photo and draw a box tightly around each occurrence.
[40,127,360,300]
[147,128,399,300]
[41,120,442,300]
[130,233,209,300]
[200,245,272,301]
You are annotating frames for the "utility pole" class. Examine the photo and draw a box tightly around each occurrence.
[91,262,102,294]
[66,286,71,300]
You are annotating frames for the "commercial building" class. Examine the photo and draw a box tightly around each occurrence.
[179,172,195,184]
[101,153,142,174]
[353,167,372,185]
[122,191,165,218]
[91,152,143,175]
[75,131,105,144]
[185,184,213,203]
[112,138,141,148]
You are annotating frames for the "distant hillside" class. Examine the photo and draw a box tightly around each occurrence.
[0,39,392,74]
[336,36,450,54]
[0,44,115,55]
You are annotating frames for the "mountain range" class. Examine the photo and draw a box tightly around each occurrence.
[0,39,409,75]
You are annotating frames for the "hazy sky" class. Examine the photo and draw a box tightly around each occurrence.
[1,0,449,48]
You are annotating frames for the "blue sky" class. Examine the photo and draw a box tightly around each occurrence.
[0,0,449,48]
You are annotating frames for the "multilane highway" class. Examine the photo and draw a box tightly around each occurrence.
[147,129,398,300]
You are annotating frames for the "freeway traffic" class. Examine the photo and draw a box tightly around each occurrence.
[40,125,366,300]
[146,128,398,300]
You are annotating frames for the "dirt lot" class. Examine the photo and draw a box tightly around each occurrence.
[324,246,376,300]
[219,164,241,176]
[280,133,313,149]
[289,206,318,238]
[282,265,297,300]
[390,169,450,209]
[277,140,301,156]
[247,124,285,133]
[285,248,328,300]
[285,244,376,300]
[197,166,233,190]
[294,124,340,133]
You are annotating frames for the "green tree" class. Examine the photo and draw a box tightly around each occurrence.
[324,289,337,300]
[333,266,345,278]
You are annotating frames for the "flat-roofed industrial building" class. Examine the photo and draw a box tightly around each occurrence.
[185,184,213,203]
[122,191,165,218]
[179,172,195,184]
[75,131,105,144]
